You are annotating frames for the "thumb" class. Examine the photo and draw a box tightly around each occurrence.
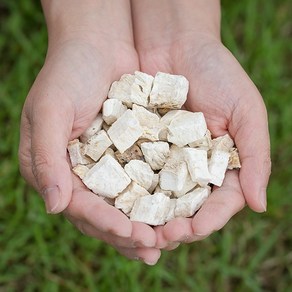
[31,97,74,214]
[230,96,271,213]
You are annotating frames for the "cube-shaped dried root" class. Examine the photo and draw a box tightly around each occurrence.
[67,139,92,167]
[212,134,234,152]
[154,185,173,197]
[107,109,143,153]
[172,171,197,198]
[115,182,150,215]
[108,71,154,108]
[167,111,207,147]
[72,164,90,180]
[149,72,189,109]
[228,148,241,169]
[132,104,162,141]
[183,148,211,186]
[82,154,131,198]
[208,150,230,186]
[82,130,112,161]
[80,114,104,143]
[165,199,177,222]
[189,129,212,150]
[175,187,210,218]
[102,99,127,125]
[124,159,154,190]
[130,193,170,226]
[148,173,159,193]
[140,141,170,170]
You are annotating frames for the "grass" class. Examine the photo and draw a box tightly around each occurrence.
[0,0,291,291]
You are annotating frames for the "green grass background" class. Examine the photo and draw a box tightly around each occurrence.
[0,0,291,291]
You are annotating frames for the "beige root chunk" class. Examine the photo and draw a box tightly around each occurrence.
[183,148,211,186]
[149,72,189,109]
[82,154,131,198]
[132,104,162,141]
[67,139,92,167]
[154,185,173,197]
[140,141,170,170]
[228,148,241,169]
[80,114,104,143]
[102,99,127,125]
[165,199,177,222]
[159,145,188,192]
[124,160,154,190]
[175,187,210,218]
[148,173,159,193]
[167,111,207,147]
[189,129,212,150]
[115,144,144,166]
[107,109,143,153]
[209,134,234,186]
[82,130,112,162]
[108,71,154,108]
[130,193,170,226]
[72,164,89,180]
[172,171,197,198]
[115,182,150,215]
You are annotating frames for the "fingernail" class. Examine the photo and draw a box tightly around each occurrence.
[42,186,61,214]
[259,188,267,212]
[143,259,157,266]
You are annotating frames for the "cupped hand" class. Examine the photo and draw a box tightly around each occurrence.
[137,34,271,248]
[18,38,160,264]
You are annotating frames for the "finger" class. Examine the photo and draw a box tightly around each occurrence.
[29,91,74,214]
[115,246,161,265]
[64,175,132,238]
[162,217,193,243]
[65,217,136,248]
[131,222,156,247]
[191,170,245,237]
[230,94,271,212]
[19,111,36,188]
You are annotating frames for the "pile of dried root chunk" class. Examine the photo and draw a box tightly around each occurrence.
[67,72,241,226]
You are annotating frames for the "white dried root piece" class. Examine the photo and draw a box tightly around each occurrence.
[82,130,112,162]
[183,148,210,187]
[102,99,127,125]
[167,111,207,147]
[148,173,159,193]
[107,109,143,154]
[124,160,154,190]
[132,104,162,141]
[72,164,90,180]
[83,154,131,198]
[165,199,176,222]
[189,129,212,150]
[209,134,235,186]
[154,185,173,197]
[115,182,150,215]
[228,148,241,169]
[80,114,104,143]
[67,139,92,167]
[140,141,170,170]
[175,187,210,218]
[159,146,188,192]
[149,72,189,109]
[130,193,170,226]
[108,71,154,108]
[172,171,197,198]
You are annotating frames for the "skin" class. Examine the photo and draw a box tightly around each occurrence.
[18,0,271,265]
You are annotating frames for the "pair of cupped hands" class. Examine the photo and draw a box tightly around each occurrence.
[18,1,271,265]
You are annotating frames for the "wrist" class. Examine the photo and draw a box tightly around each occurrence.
[132,0,221,52]
[41,0,134,48]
